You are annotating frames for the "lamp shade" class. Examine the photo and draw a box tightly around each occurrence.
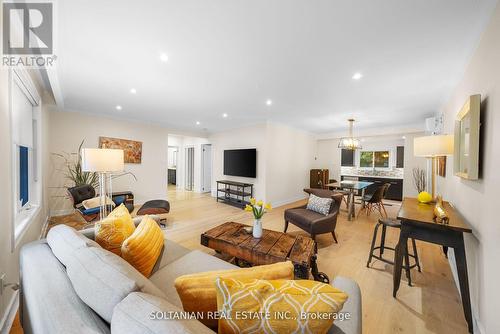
[81,148,124,172]
[414,135,454,157]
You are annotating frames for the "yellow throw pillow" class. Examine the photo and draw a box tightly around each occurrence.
[121,216,164,277]
[174,261,294,329]
[94,204,135,256]
[215,278,348,334]
[107,203,132,220]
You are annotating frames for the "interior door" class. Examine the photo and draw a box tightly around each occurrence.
[201,144,212,193]
[185,147,194,191]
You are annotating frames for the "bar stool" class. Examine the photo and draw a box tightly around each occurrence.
[367,218,421,285]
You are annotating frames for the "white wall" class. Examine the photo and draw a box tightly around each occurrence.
[210,122,316,206]
[403,132,427,197]
[48,110,170,213]
[315,138,341,181]
[0,67,51,330]
[438,4,500,333]
[210,124,267,201]
[265,122,316,206]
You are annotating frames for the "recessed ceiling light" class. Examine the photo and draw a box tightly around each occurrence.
[160,53,168,62]
[196,121,201,125]
[130,88,137,94]
[115,105,122,111]
[402,136,406,139]
[222,113,228,118]
[266,99,273,106]
[352,72,363,80]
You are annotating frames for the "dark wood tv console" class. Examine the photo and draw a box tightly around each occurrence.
[216,180,254,209]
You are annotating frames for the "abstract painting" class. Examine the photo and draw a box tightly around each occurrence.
[99,136,142,163]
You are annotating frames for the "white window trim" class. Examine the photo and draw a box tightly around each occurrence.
[10,68,42,251]
[357,149,393,171]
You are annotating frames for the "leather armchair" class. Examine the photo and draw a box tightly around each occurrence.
[284,188,343,251]
[67,184,134,221]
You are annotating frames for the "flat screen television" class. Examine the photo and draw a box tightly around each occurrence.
[224,149,257,178]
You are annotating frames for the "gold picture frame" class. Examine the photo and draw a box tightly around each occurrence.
[454,94,480,180]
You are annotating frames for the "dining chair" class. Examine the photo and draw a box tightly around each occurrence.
[357,183,390,217]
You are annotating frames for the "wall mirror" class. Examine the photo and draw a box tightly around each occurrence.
[454,94,480,180]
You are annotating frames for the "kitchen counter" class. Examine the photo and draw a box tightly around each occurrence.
[341,174,404,180]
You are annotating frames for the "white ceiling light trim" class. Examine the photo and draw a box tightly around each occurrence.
[115,105,122,111]
[160,53,169,62]
[266,99,273,106]
[130,88,137,94]
[352,72,363,80]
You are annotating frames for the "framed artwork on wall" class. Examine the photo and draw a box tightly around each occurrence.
[99,136,142,164]
[454,94,480,180]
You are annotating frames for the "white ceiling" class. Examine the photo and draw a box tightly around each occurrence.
[54,0,498,134]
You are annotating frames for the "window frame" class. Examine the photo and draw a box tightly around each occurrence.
[358,150,391,169]
[9,68,42,250]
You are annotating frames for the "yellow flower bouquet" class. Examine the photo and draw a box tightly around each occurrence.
[245,198,271,238]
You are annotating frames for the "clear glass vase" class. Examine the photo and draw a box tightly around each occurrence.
[253,218,263,238]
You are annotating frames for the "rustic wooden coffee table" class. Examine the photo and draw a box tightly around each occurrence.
[200,222,329,283]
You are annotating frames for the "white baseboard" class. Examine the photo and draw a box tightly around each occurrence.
[39,215,49,239]
[0,291,19,334]
[272,195,308,208]
[209,191,306,208]
[49,208,74,217]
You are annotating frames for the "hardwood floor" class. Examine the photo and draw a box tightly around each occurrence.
[10,185,468,334]
[164,185,468,334]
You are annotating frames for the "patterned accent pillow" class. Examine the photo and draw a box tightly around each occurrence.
[174,261,294,329]
[95,204,135,256]
[215,278,348,334]
[307,194,333,215]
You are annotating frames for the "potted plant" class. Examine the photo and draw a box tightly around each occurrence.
[412,167,431,203]
[245,198,272,238]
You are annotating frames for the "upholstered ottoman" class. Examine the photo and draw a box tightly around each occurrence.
[137,200,170,215]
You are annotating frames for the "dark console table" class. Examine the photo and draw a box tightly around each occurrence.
[394,197,473,333]
[216,180,253,209]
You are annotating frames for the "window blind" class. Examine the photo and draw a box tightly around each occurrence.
[11,81,34,148]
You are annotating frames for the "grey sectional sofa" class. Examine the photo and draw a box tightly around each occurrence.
[20,221,362,334]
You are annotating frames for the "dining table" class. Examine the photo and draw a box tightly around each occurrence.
[325,180,374,221]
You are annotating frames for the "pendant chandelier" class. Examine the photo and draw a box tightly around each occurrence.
[338,119,362,150]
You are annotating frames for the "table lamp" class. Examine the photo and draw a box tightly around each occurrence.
[414,135,453,199]
[81,148,124,218]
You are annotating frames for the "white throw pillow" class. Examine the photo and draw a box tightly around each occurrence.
[65,246,167,322]
[46,225,100,266]
[112,292,214,334]
[82,196,115,210]
[306,194,333,216]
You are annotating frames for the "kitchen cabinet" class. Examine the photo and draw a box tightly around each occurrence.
[396,146,404,168]
[341,149,355,167]
[341,175,404,201]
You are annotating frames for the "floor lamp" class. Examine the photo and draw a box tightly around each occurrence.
[81,148,124,218]
[414,135,454,199]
